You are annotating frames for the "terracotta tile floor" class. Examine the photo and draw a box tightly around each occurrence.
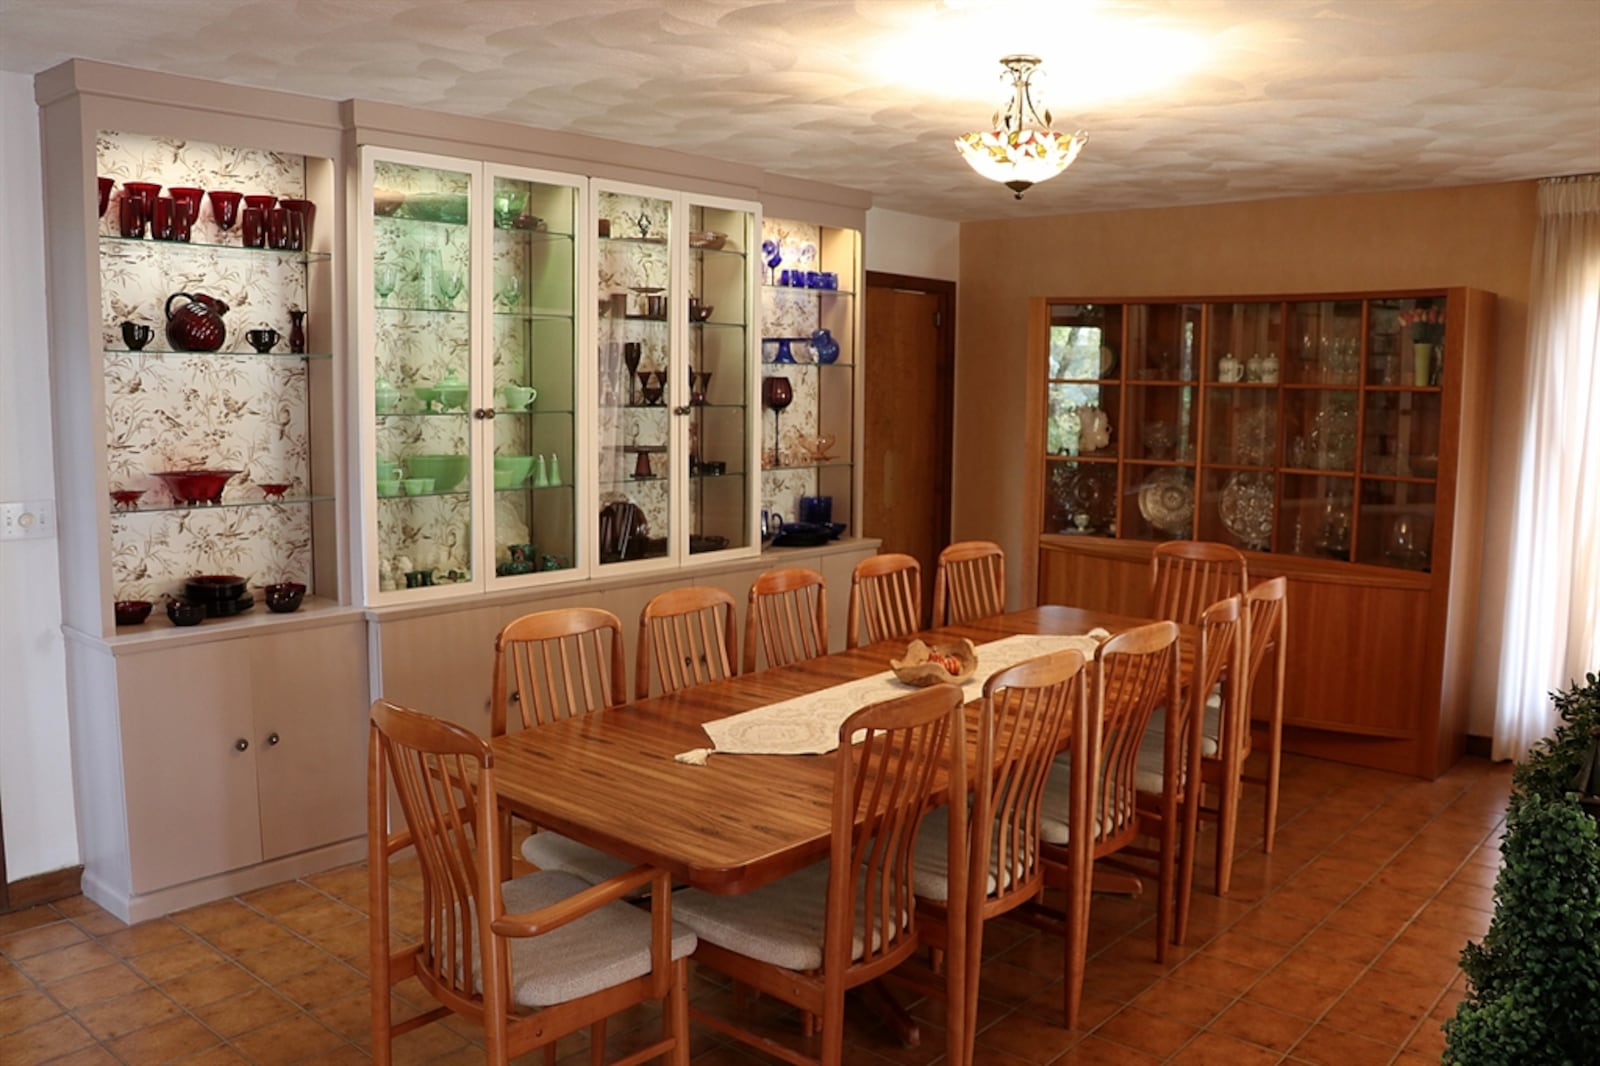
[0,752,1509,1065]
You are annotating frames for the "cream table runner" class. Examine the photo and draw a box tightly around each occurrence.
[674,631,1109,764]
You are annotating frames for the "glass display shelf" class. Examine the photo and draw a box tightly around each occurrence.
[375,488,470,500]
[100,234,332,264]
[109,493,334,517]
[106,346,331,360]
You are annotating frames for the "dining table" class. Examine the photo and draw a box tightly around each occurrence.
[487,604,1195,1064]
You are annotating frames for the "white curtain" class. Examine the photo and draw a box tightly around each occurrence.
[1494,175,1600,761]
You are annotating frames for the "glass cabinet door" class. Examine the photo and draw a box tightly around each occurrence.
[594,184,674,566]
[487,170,581,580]
[368,154,477,595]
[687,199,755,555]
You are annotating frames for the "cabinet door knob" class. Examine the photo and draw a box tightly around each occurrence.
[474,407,495,420]
[235,738,249,752]
[267,732,280,746]
[672,405,691,416]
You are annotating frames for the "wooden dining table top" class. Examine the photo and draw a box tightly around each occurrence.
[490,604,1192,895]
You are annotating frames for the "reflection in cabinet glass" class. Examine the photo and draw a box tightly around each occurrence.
[1038,292,1457,571]
[99,130,331,608]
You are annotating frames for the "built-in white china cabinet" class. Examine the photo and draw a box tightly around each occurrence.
[37,61,873,920]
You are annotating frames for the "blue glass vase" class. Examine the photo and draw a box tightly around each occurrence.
[773,338,797,364]
[810,328,840,364]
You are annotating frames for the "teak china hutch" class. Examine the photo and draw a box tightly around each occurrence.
[37,61,871,921]
[1027,290,1495,778]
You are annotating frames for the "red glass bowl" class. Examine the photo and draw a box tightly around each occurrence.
[110,489,145,511]
[185,575,248,603]
[114,600,152,626]
[263,582,306,613]
[258,482,291,501]
[153,469,241,506]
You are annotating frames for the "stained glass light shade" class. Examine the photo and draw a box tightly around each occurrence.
[955,55,1088,199]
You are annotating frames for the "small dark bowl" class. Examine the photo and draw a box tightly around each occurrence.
[186,574,248,603]
[114,600,152,626]
[263,582,306,613]
[166,598,205,626]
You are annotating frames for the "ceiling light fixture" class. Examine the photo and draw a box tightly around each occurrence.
[954,54,1087,200]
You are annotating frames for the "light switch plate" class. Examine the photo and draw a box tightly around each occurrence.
[0,500,56,540]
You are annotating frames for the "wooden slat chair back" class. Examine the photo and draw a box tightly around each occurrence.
[1150,541,1248,626]
[847,552,923,647]
[637,587,738,700]
[492,608,632,885]
[932,540,1006,626]
[905,649,1086,1055]
[744,567,828,674]
[491,608,626,736]
[677,684,969,1066]
[1036,620,1180,1028]
[367,699,692,1066]
[1242,576,1288,855]
[1158,595,1243,941]
[1192,595,1248,896]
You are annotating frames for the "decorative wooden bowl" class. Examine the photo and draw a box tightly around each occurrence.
[891,637,977,687]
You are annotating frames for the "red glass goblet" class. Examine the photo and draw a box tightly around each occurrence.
[168,186,204,223]
[243,194,277,214]
[97,177,114,218]
[208,190,242,230]
[121,181,162,214]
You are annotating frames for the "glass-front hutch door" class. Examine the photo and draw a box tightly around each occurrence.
[593,181,677,569]
[362,149,479,599]
[685,195,758,556]
[485,166,584,581]
[360,149,585,601]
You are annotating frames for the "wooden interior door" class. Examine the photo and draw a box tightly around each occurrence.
[864,273,956,619]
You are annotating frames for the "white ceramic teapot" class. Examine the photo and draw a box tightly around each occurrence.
[1075,406,1112,453]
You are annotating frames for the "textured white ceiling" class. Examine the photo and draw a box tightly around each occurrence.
[2,0,1597,221]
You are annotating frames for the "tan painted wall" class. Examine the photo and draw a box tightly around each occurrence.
[953,181,1540,737]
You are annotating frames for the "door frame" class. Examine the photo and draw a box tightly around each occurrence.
[863,270,958,569]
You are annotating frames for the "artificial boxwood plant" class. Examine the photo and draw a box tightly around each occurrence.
[1443,673,1600,1065]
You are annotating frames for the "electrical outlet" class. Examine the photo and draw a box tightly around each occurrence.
[0,500,56,541]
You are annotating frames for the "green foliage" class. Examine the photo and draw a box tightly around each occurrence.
[1444,673,1600,1066]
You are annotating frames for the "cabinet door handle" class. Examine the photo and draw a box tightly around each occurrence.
[474,407,495,420]
[672,405,691,416]
[235,738,249,752]
[267,732,280,746]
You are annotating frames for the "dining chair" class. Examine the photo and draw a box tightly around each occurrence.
[1149,540,1248,626]
[744,566,828,674]
[366,698,695,1066]
[1035,621,1181,1028]
[846,552,923,647]
[1241,577,1288,859]
[903,648,1087,1058]
[637,586,738,700]
[492,608,634,886]
[931,540,1006,627]
[1134,595,1243,939]
[673,684,968,1066]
